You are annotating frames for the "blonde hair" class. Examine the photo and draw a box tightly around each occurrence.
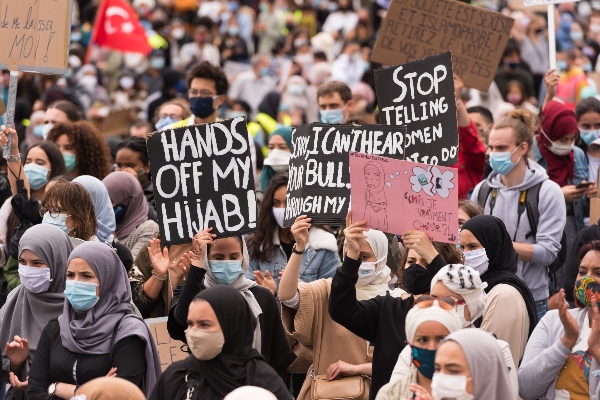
[492,107,539,155]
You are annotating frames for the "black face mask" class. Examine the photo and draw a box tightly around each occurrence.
[402,263,434,295]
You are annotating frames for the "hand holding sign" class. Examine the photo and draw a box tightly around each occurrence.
[191,228,216,267]
[344,211,368,260]
[402,230,439,264]
[290,216,311,252]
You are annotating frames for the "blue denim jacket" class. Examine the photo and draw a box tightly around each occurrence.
[534,141,589,231]
[246,227,341,287]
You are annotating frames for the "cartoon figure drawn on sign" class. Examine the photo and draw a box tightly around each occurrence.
[363,161,388,231]
[409,165,455,199]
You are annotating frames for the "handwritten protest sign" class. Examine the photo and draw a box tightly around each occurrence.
[371,0,514,91]
[284,123,407,227]
[147,118,258,245]
[523,0,580,5]
[0,0,72,73]
[146,317,188,371]
[375,52,458,166]
[349,152,458,243]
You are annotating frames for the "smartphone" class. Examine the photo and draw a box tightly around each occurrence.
[576,182,593,189]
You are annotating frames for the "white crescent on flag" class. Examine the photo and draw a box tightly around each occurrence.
[105,6,136,35]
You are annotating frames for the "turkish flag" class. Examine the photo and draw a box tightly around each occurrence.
[91,0,152,55]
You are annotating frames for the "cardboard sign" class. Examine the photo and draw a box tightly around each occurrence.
[0,0,72,74]
[349,152,458,243]
[147,118,258,245]
[284,123,407,227]
[0,99,5,116]
[523,0,580,5]
[371,0,514,92]
[375,52,458,166]
[145,317,188,371]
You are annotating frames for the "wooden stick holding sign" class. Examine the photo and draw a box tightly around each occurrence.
[2,72,17,159]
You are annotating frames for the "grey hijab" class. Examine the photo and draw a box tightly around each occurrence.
[0,224,73,380]
[202,237,263,352]
[58,241,162,393]
[441,329,513,400]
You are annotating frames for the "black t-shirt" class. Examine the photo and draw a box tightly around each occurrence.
[280,240,295,261]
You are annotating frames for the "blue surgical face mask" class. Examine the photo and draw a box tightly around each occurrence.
[156,116,178,131]
[24,163,49,190]
[42,212,72,234]
[63,153,77,173]
[33,125,45,138]
[190,96,216,119]
[570,30,584,42]
[320,108,345,124]
[489,146,521,176]
[71,32,82,42]
[581,129,600,145]
[18,264,52,293]
[226,111,247,119]
[259,67,271,78]
[64,280,99,312]
[209,260,243,285]
[411,346,436,379]
[150,57,166,70]
[228,26,240,36]
[557,60,568,72]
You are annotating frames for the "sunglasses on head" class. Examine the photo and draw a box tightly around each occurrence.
[415,295,457,310]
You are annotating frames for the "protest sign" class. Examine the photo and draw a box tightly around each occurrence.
[284,123,407,227]
[349,152,458,243]
[523,0,579,4]
[145,317,188,371]
[147,118,258,245]
[0,0,72,74]
[375,52,458,166]
[371,0,514,91]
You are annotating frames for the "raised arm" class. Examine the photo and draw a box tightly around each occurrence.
[1,125,30,199]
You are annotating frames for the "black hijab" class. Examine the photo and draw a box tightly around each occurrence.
[462,215,538,335]
[184,286,291,400]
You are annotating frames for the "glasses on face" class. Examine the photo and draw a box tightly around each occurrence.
[158,113,183,120]
[187,89,218,98]
[40,206,65,218]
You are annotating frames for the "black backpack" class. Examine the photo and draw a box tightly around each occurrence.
[476,181,567,274]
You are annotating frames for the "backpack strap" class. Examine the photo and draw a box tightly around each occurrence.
[477,181,496,213]
[523,182,543,240]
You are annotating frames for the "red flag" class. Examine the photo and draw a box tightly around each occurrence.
[91,0,152,55]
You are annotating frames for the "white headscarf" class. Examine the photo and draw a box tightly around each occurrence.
[430,264,488,323]
[202,237,263,352]
[354,229,406,300]
[404,301,462,344]
[224,386,277,400]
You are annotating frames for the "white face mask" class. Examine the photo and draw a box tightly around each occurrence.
[18,264,52,293]
[431,372,474,400]
[264,149,291,172]
[455,303,472,328]
[42,123,54,140]
[272,207,285,228]
[541,128,574,156]
[356,256,386,286]
[463,248,489,275]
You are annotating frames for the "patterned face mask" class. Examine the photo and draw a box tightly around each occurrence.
[575,276,600,306]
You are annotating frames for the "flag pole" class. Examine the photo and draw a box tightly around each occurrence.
[84,0,106,64]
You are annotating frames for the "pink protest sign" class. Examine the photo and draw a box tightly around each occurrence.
[349,152,458,244]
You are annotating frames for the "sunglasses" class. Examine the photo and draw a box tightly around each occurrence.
[415,295,456,310]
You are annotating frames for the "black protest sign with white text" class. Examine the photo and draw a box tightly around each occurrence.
[284,123,407,227]
[147,118,257,245]
[375,51,458,166]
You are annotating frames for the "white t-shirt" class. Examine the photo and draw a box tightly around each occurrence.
[587,152,600,186]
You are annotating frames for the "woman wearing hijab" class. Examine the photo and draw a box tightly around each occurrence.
[412,329,513,400]
[461,215,537,363]
[0,224,73,396]
[375,299,462,400]
[152,286,292,400]
[72,377,145,400]
[535,100,592,245]
[260,127,293,194]
[363,161,388,230]
[27,242,162,399]
[167,231,295,375]
[390,265,519,400]
[518,240,600,400]
[102,171,159,260]
[73,175,133,270]
[279,214,409,400]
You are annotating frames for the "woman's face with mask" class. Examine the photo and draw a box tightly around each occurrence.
[187,299,222,331]
[19,249,48,269]
[434,341,474,394]
[430,282,471,324]
[413,321,450,350]
[268,135,290,152]
[208,237,243,261]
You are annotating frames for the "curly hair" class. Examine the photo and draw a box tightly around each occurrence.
[42,180,98,241]
[47,121,111,179]
[186,61,229,95]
